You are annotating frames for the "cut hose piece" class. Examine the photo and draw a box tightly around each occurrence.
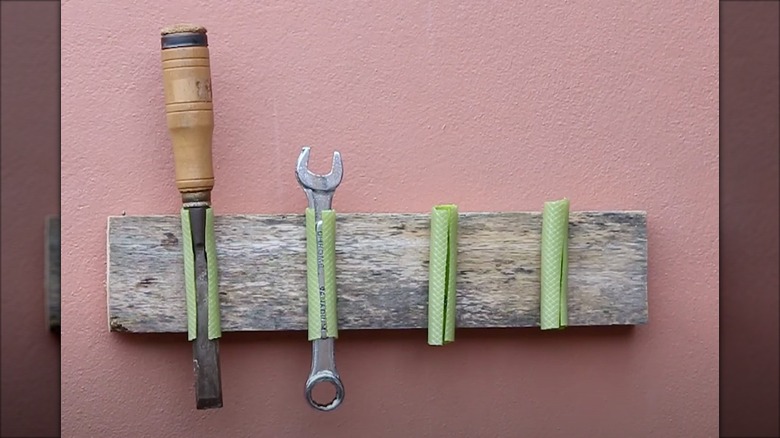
[306,208,338,341]
[180,207,222,341]
[181,207,196,341]
[540,198,570,330]
[428,204,458,346]
[205,208,221,339]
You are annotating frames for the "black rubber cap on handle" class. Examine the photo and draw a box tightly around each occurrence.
[161,31,207,49]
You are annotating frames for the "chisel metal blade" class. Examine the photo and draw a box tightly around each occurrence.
[188,206,223,409]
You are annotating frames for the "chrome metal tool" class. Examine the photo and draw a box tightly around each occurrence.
[296,146,345,411]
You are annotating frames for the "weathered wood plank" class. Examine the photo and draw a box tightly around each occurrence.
[107,211,648,333]
[45,215,60,332]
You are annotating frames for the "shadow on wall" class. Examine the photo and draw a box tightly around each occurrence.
[108,324,636,347]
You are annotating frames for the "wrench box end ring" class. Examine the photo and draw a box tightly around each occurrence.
[305,371,344,411]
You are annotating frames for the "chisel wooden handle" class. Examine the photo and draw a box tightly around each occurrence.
[160,25,214,203]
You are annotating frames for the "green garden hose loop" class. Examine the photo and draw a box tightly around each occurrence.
[180,207,222,341]
[540,198,570,330]
[428,204,458,345]
[181,208,197,341]
[205,208,221,340]
[306,208,338,340]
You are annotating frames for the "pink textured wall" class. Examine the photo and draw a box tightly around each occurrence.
[61,1,718,437]
[1,2,61,437]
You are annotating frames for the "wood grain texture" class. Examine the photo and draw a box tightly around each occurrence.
[107,211,648,333]
[45,215,60,332]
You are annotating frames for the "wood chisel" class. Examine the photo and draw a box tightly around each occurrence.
[160,24,223,410]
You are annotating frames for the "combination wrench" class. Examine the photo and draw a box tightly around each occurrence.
[295,146,345,411]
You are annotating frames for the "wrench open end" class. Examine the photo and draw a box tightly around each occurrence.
[296,146,343,193]
[305,370,345,412]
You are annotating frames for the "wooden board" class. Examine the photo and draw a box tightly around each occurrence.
[45,215,60,332]
[107,211,648,333]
